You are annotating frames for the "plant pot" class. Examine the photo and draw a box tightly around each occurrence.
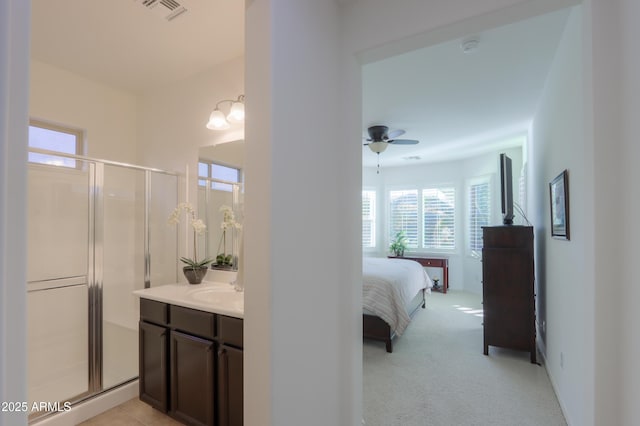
[183,266,208,285]
[209,266,238,284]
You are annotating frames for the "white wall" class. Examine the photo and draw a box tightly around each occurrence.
[530,7,591,425]
[0,0,30,423]
[30,60,138,162]
[618,0,640,423]
[245,0,362,424]
[363,146,523,294]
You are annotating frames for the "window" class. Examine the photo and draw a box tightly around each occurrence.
[28,120,83,168]
[389,190,419,249]
[389,187,455,252]
[468,177,491,253]
[198,161,241,192]
[362,190,376,248]
[422,187,455,250]
[388,189,419,249]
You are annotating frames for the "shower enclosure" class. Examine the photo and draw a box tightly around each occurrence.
[27,149,179,421]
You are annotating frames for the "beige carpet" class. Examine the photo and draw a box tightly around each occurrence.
[363,291,567,426]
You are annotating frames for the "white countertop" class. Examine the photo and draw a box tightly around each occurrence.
[133,281,244,319]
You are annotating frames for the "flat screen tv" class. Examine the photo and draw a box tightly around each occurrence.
[500,153,514,225]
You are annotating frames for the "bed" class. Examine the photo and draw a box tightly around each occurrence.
[363,257,433,352]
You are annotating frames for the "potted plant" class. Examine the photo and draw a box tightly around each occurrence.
[213,205,242,270]
[389,230,408,257]
[168,203,214,284]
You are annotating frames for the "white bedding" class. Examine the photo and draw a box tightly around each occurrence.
[363,257,432,336]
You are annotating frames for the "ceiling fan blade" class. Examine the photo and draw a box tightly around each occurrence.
[387,129,405,139]
[389,139,419,145]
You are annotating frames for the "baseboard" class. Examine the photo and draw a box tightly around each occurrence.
[31,380,138,426]
[538,347,572,426]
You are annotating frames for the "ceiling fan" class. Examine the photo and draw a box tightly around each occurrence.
[363,125,419,172]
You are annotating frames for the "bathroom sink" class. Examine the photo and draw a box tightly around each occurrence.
[188,287,243,310]
[186,285,230,295]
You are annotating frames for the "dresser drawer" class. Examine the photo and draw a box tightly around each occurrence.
[218,315,243,348]
[170,305,216,340]
[140,299,169,326]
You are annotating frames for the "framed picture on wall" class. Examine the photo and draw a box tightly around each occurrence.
[549,170,570,240]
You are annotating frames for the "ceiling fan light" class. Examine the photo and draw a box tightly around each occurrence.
[226,101,245,123]
[206,109,229,130]
[368,141,388,153]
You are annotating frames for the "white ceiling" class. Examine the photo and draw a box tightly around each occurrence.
[362,8,570,168]
[30,0,245,93]
[30,2,569,167]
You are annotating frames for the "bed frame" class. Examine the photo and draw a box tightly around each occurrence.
[363,288,426,353]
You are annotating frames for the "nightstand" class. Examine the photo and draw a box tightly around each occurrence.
[388,256,449,293]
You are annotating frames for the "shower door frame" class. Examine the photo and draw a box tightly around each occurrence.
[27,148,180,422]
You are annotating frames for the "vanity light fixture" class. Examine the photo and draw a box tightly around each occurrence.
[206,95,245,130]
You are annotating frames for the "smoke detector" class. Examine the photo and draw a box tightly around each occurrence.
[136,0,188,21]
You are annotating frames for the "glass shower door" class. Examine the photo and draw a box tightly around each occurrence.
[27,158,93,409]
[101,165,178,389]
[100,164,144,389]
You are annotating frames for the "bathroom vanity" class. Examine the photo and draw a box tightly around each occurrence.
[134,282,243,426]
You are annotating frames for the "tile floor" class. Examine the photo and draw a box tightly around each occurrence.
[78,398,180,426]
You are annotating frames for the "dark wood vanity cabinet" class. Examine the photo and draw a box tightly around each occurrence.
[170,330,216,425]
[139,320,169,412]
[217,315,244,426]
[482,226,536,363]
[218,344,243,426]
[139,299,170,412]
[139,298,243,426]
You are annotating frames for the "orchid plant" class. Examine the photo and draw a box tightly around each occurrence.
[168,202,214,270]
[215,205,242,268]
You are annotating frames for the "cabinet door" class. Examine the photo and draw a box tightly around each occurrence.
[139,321,168,412]
[170,331,216,426]
[218,345,243,426]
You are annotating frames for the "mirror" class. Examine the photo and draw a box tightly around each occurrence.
[197,141,244,271]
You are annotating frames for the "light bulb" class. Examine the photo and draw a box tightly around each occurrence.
[368,141,388,153]
[226,101,245,123]
[206,109,229,130]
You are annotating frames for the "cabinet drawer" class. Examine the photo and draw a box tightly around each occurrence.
[170,305,216,340]
[140,299,169,326]
[482,226,533,248]
[218,315,243,348]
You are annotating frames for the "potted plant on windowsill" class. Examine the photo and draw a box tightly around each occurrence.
[168,203,213,284]
[390,230,408,257]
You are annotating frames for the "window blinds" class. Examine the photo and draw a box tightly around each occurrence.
[389,190,419,248]
[468,180,490,251]
[362,190,376,248]
[422,187,455,250]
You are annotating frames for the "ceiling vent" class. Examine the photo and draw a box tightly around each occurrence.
[137,0,188,21]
